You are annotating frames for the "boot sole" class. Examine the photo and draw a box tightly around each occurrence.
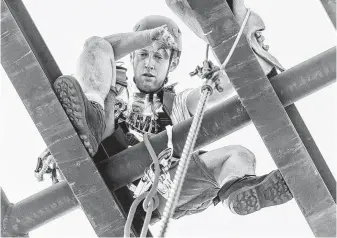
[228,170,292,215]
[54,76,98,156]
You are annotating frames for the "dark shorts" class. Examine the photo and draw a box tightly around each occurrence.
[154,151,220,221]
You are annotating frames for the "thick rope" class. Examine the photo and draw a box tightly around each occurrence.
[124,133,161,238]
[142,133,161,211]
[124,192,148,238]
[158,9,251,237]
[140,200,154,237]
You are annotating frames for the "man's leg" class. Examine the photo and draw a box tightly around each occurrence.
[199,145,256,187]
[54,37,116,156]
[76,36,116,108]
[199,146,293,215]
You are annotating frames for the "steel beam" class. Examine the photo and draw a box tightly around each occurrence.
[1,1,132,236]
[98,47,336,190]
[3,0,62,83]
[1,187,18,237]
[319,0,336,28]
[1,183,78,237]
[166,0,335,236]
[285,104,336,202]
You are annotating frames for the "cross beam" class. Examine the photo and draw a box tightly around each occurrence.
[0,1,138,236]
[165,0,336,236]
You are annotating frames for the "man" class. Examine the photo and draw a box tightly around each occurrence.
[45,1,292,220]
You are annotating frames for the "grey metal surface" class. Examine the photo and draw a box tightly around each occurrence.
[1,183,77,236]
[285,104,336,202]
[4,0,62,83]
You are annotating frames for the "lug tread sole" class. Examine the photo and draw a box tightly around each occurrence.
[229,170,292,215]
[54,76,97,156]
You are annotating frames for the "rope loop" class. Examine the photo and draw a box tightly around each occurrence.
[142,194,160,212]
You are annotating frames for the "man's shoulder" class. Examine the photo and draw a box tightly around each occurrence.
[175,88,194,99]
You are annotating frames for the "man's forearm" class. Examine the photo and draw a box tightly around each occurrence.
[103,30,154,60]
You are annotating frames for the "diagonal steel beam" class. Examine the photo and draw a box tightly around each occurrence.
[0,1,133,236]
[2,0,62,83]
[164,0,335,236]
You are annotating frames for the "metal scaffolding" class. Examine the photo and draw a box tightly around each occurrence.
[1,0,336,237]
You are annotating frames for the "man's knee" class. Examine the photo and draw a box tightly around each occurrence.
[230,145,255,159]
[84,36,113,55]
[225,145,256,171]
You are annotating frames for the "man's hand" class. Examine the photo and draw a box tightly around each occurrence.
[35,148,62,183]
[197,61,230,93]
[186,60,234,116]
[150,25,178,51]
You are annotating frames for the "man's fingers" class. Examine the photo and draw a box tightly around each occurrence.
[203,67,220,79]
[209,76,224,93]
[208,60,217,69]
[216,85,224,92]
[151,25,179,51]
[169,41,179,51]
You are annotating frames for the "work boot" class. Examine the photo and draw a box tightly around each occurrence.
[230,0,285,74]
[54,75,106,156]
[217,170,293,215]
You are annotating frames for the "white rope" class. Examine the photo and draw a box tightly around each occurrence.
[221,9,251,70]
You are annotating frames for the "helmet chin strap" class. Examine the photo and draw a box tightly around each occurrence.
[133,50,175,95]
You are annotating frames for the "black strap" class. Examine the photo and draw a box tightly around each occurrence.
[93,124,130,163]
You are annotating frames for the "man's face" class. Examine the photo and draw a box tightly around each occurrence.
[131,45,175,93]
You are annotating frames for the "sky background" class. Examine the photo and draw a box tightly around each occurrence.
[0,0,336,237]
